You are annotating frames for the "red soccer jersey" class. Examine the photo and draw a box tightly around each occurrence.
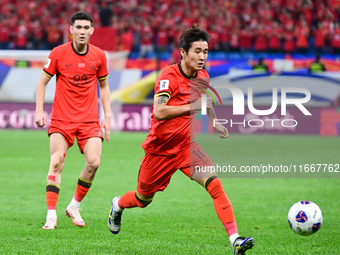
[331,28,340,48]
[240,28,253,50]
[296,26,310,49]
[254,28,267,52]
[141,63,209,156]
[43,42,108,122]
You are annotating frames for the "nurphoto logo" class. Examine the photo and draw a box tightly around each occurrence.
[199,83,312,128]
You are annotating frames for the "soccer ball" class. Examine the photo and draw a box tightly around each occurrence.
[288,201,323,236]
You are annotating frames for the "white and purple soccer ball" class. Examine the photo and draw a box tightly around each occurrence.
[288,201,323,236]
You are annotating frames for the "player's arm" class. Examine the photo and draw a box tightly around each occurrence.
[35,73,51,127]
[153,94,192,121]
[98,78,111,142]
[205,96,229,138]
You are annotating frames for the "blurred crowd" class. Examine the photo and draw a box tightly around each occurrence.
[1,0,340,55]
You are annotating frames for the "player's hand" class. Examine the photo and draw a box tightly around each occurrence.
[214,122,229,138]
[35,111,47,128]
[101,116,111,142]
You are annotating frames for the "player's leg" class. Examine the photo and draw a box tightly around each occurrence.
[108,178,155,235]
[108,152,176,234]
[190,174,254,254]
[184,143,254,254]
[117,152,176,211]
[118,190,154,209]
[108,154,157,234]
[186,143,239,237]
[108,191,154,234]
[66,137,102,227]
[43,132,68,229]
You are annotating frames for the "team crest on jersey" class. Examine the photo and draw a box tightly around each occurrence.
[44,58,51,68]
[160,80,169,91]
[90,62,97,70]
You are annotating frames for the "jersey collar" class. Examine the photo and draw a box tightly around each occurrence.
[71,42,89,56]
[178,62,198,79]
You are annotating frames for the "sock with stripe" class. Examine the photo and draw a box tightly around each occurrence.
[118,190,152,209]
[46,184,60,219]
[69,178,92,208]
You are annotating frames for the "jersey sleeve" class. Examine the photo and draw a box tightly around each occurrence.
[42,48,58,78]
[97,50,109,80]
[154,69,176,99]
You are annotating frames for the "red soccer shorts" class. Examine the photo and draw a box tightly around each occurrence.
[48,119,104,153]
[137,142,213,196]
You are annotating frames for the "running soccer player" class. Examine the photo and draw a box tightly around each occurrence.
[35,11,111,230]
[108,25,254,254]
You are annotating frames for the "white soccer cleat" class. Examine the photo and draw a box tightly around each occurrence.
[42,217,57,230]
[65,207,85,227]
[108,196,122,234]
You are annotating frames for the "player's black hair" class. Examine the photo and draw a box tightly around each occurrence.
[71,11,93,25]
[179,24,209,54]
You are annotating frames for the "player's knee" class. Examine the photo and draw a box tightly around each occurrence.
[204,176,224,198]
[204,176,220,189]
[50,151,66,173]
[86,157,100,173]
[135,193,153,208]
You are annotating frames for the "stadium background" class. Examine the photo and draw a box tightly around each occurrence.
[1,0,340,136]
[0,1,340,254]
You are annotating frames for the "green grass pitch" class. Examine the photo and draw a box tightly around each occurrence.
[0,130,339,254]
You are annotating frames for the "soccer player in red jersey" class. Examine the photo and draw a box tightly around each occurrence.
[108,25,254,254]
[35,12,111,230]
